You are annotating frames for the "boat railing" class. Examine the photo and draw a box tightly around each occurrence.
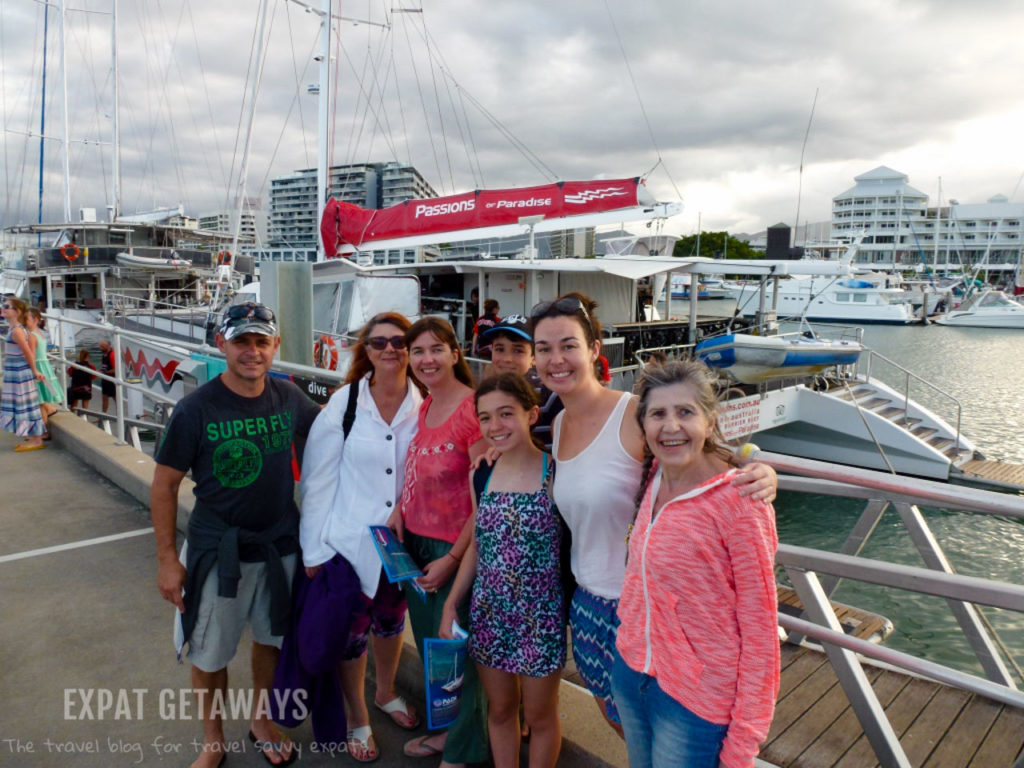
[745,446,1024,767]
[859,347,964,456]
[104,290,215,344]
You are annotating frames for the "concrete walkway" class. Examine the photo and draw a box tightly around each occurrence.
[0,413,627,767]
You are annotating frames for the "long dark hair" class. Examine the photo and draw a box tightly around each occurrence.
[405,316,474,388]
[631,360,735,513]
[345,312,420,389]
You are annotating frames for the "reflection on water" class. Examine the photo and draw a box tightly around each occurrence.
[775,323,1024,676]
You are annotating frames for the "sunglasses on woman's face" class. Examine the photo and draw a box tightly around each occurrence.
[367,335,407,351]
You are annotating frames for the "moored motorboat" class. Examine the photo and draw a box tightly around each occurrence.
[696,332,863,383]
[934,289,1024,328]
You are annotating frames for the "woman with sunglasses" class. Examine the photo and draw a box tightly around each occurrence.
[1,297,47,451]
[387,316,489,768]
[529,293,777,737]
[300,313,424,761]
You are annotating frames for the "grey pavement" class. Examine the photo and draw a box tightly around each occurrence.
[0,414,627,767]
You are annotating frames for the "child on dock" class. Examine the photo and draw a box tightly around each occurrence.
[441,373,566,768]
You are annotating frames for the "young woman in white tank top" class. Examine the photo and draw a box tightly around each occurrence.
[530,293,778,738]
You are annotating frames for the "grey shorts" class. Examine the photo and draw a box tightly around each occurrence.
[187,553,297,673]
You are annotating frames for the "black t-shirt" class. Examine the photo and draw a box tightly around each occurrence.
[527,367,563,453]
[156,375,320,532]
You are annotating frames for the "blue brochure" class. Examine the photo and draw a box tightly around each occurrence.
[424,622,469,730]
[368,525,427,600]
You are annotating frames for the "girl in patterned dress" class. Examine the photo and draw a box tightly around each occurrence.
[441,373,565,768]
[1,297,47,451]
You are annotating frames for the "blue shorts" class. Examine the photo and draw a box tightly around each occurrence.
[569,585,621,724]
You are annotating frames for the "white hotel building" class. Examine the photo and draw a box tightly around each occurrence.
[830,166,1024,276]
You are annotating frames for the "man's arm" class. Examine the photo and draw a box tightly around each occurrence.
[151,462,188,612]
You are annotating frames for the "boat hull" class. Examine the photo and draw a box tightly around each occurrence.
[697,333,862,384]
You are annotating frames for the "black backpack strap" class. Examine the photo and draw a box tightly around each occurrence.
[342,381,359,439]
[472,460,495,505]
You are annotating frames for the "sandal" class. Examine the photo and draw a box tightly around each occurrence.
[374,695,420,730]
[14,443,45,452]
[347,725,380,763]
[403,734,443,758]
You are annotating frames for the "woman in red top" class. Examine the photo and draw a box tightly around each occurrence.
[612,360,779,768]
[388,316,489,768]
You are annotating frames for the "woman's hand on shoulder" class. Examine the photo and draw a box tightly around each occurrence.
[470,445,500,471]
[731,461,777,503]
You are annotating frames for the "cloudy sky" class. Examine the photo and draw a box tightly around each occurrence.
[3,0,1024,239]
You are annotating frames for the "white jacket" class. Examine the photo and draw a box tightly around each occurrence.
[299,376,422,597]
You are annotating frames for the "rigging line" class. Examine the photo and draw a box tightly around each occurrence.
[337,22,398,167]
[282,0,312,169]
[415,11,455,193]
[793,87,819,248]
[254,28,319,200]
[602,0,682,200]
[186,0,230,204]
[355,20,400,166]
[412,21,557,182]
[399,17,444,195]
[388,30,414,170]
[224,2,264,213]
[457,86,483,189]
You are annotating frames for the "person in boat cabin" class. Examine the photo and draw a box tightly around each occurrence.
[529,292,777,738]
[1,297,47,451]
[387,316,490,767]
[612,360,779,768]
[472,298,501,360]
[440,373,566,768]
[484,314,563,451]
[98,339,117,413]
[150,302,320,768]
[298,312,424,762]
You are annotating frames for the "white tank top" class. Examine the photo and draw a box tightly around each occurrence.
[552,390,642,600]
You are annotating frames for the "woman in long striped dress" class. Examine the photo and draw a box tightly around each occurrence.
[1,297,47,451]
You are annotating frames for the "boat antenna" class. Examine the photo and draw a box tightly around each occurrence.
[603,0,682,201]
[793,87,818,248]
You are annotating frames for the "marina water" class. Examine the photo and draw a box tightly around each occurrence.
[776,322,1024,677]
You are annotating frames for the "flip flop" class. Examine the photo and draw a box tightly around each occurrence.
[403,734,443,758]
[248,729,297,767]
[374,695,420,730]
[346,725,380,763]
[14,443,45,452]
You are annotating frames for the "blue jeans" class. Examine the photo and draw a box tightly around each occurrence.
[611,650,727,768]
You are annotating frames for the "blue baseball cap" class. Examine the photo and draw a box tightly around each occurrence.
[482,314,531,343]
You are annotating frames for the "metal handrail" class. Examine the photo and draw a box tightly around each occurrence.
[859,347,964,454]
[736,445,1024,767]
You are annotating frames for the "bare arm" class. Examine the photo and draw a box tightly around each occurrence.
[11,327,42,380]
[440,528,478,639]
[151,463,187,611]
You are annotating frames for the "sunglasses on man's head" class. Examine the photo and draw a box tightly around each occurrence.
[529,297,589,322]
[223,302,276,324]
[367,335,407,351]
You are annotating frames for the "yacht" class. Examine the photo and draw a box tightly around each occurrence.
[934,289,1024,328]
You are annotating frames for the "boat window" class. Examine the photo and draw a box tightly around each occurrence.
[836,293,850,302]
[853,294,867,303]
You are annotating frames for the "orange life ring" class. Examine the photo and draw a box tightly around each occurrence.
[216,250,232,266]
[61,243,81,262]
[313,335,339,370]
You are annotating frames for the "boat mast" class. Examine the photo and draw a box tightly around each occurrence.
[59,0,71,222]
[110,0,120,221]
[933,177,941,273]
[316,0,331,261]
[37,4,50,243]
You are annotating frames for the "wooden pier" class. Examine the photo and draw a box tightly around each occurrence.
[956,458,1024,492]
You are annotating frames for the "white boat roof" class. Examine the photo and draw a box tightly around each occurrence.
[355,254,853,279]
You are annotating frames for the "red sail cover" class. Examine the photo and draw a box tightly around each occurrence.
[321,177,644,256]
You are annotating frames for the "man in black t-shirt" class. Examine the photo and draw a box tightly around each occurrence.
[151,302,319,768]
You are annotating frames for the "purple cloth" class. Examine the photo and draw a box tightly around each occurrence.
[272,554,361,747]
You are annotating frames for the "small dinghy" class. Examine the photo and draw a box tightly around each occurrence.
[116,251,192,270]
[696,332,862,383]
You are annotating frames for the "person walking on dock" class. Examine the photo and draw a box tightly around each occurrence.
[98,339,117,412]
[150,302,320,768]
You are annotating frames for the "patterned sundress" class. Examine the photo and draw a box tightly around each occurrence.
[1,326,45,437]
[469,454,566,677]
[32,330,61,404]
